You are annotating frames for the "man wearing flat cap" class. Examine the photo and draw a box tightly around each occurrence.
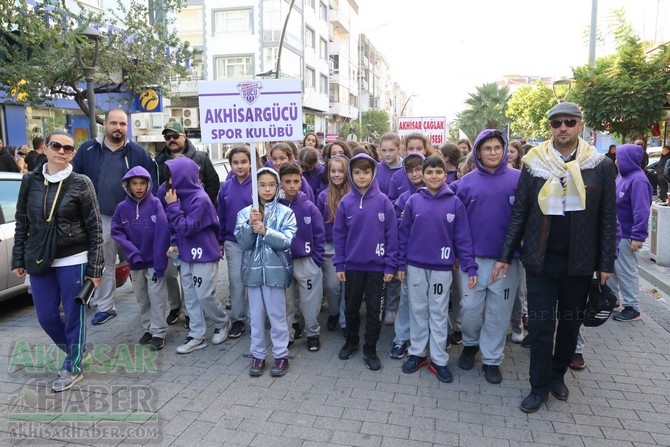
[492,102,617,413]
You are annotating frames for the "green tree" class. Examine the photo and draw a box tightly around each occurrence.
[0,0,191,123]
[455,82,510,141]
[506,82,563,141]
[352,109,390,143]
[571,10,670,141]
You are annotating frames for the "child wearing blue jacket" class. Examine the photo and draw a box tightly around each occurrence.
[279,163,326,352]
[112,166,170,350]
[397,156,478,383]
[236,167,297,377]
[164,157,231,354]
[333,153,398,371]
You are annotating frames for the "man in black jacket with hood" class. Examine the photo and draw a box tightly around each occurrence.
[155,121,219,204]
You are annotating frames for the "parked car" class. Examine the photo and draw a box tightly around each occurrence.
[212,158,231,185]
[646,147,662,195]
[0,172,29,302]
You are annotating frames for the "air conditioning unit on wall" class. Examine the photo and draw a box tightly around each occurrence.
[133,118,148,130]
[182,108,199,128]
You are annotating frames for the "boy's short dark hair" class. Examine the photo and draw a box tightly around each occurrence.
[279,161,302,179]
[403,155,422,171]
[350,157,375,172]
[422,155,446,172]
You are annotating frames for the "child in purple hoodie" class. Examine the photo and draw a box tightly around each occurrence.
[217,146,253,339]
[164,157,231,354]
[451,129,521,385]
[609,143,653,321]
[112,166,170,350]
[333,153,398,370]
[397,156,478,383]
[279,163,326,351]
[389,152,424,360]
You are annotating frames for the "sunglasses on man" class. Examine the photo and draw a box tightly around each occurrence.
[549,119,579,129]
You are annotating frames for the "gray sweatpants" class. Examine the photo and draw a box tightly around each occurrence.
[225,240,247,322]
[91,215,117,313]
[510,263,527,335]
[392,280,410,344]
[249,285,289,360]
[460,257,519,366]
[322,242,345,327]
[286,257,323,339]
[607,238,642,311]
[407,265,452,367]
[165,262,187,316]
[131,268,168,338]
[180,261,228,340]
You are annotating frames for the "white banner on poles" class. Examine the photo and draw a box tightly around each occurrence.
[397,116,447,146]
[198,78,302,210]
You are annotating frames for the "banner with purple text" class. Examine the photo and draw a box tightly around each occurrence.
[199,79,302,144]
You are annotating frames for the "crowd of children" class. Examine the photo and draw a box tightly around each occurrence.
[111,125,536,382]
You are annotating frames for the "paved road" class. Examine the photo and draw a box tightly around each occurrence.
[1,255,669,447]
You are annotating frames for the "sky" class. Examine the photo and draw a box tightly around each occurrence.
[357,0,669,120]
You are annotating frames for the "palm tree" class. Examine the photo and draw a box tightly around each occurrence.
[456,83,511,141]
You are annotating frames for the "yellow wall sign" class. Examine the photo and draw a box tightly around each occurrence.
[136,88,162,112]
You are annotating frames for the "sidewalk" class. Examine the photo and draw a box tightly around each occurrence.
[1,259,669,446]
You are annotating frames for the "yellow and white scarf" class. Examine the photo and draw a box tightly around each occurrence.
[521,138,603,216]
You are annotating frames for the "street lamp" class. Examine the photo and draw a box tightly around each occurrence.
[399,93,415,117]
[552,78,572,103]
[75,25,100,138]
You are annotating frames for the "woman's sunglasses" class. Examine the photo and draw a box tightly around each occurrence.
[48,141,75,154]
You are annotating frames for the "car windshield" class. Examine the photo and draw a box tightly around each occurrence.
[0,179,21,224]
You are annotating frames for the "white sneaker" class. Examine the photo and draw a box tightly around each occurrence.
[212,320,231,345]
[176,337,207,354]
[511,332,524,344]
[52,370,83,392]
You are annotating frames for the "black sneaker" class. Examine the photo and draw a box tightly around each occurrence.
[612,306,641,321]
[249,357,265,377]
[482,364,503,384]
[458,345,479,370]
[402,355,428,374]
[270,357,289,377]
[521,334,530,348]
[166,308,180,325]
[450,331,463,345]
[150,337,165,351]
[428,362,453,383]
[183,316,190,329]
[362,344,381,370]
[307,336,320,352]
[389,340,409,359]
[569,353,586,370]
[326,314,339,332]
[338,339,359,359]
[139,332,152,345]
[228,321,245,339]
[293,322,304,339]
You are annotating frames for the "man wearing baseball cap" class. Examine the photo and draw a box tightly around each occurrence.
[155,121,219,204]
[493,102,617,413]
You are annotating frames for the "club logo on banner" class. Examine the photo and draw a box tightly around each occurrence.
[237,82,263,105]
[199,79,302,144]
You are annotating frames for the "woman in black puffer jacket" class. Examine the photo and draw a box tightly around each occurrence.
[11,132,103,393]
